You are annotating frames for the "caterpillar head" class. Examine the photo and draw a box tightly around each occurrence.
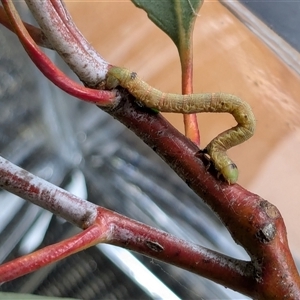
[220,163,238,184]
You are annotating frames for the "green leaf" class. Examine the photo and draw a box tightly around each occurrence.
[131,0,203,50]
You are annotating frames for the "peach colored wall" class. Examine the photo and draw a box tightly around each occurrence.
[65,1,300,255]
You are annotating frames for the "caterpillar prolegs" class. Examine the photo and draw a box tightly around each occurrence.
[106,66,256,184]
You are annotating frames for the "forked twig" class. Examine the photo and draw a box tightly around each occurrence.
[1,0,117,104]
[0,1,299,298]
[0,156,254,295]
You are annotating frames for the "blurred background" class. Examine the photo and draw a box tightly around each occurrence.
[0,1,300,299]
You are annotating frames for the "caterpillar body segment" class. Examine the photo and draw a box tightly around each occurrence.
[106,66,256,184]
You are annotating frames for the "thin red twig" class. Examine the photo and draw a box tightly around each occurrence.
[25,0,107,85]
[0,225,104,283]
[1,0,117,105]
[181,53,200,145]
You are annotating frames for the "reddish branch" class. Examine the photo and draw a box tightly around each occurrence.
[181,58,200,145]
[101,92,300,299]
[0,0,299,299]
[0,157,254,293]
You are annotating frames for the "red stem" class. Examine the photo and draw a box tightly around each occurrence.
[0,225,104,283]
[25,0,107,85]
[181,54,200,145]
[179,17,200,146]
[1,0,116,104]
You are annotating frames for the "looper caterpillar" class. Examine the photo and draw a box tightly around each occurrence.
[106,66,256,184]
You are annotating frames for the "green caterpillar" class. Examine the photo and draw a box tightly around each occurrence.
[106,66,256,184]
